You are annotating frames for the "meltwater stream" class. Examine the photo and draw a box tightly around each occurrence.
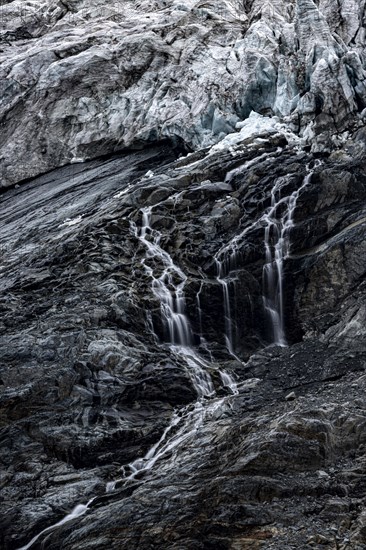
[136,205,240,394]
[215,257,240,358]
[105,398,225,493]
[139,206,194,348]
[216,161,321,349]
[18,500,96,550]
[18,157,319,550]
[101,210,240,494]
[134,205,238,398]
[18,397,234,550]
[262,162,321,345]
[18,395,235,548]
[19,189,240,550]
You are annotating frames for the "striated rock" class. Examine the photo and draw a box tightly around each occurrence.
[1,1,366,548]
[1,123,366,548]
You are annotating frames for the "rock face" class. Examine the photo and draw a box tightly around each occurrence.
[1,0,366,186]
[1,114,366,549]
[2,1,366,550]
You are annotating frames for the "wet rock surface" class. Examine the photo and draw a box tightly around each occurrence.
[1,119,366,549]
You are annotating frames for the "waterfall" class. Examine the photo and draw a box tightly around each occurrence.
[18,193,240,550]
[134,206,216,398]
[139,207,194,347]
[216,160,321,350]
[219,370,239,394]
[262,180,289,346]
[18,498,96,550]
[214,235,245,360]
[215,258,236,356]
[135,205,240,397]
[262,165,318,345]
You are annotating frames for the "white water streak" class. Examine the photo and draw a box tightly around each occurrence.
[215,258,237,355]
[17,498,95,550]
[219,370,239,394]
[262,163,320,345]
[217,160,321,347]
[135,206,216,398]
[138,207,193,347]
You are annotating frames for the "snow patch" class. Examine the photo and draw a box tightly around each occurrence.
[210,112,300,154]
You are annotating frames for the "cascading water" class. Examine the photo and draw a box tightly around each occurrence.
[215,257,237,356]
[19,375,237,550]
[19,190,242,548]
[18,400,227,550]
[212,153,280,359]
[134,206,215,398]
[262,180,291,346]
[215,159,321,350]
[262,163,320,345]
[139,207,193,347]
[135,204,240,396]
[18,499,96,550]
[106,401,208,493]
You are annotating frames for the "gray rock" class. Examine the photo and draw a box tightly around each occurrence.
[1,2,366,549]
[1,129,366,548]
[285,391,296,401]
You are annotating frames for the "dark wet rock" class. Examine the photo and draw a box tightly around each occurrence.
[1,93,366,549]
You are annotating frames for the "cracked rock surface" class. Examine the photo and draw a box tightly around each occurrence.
[2,1,366,549]
[1,120,366,548]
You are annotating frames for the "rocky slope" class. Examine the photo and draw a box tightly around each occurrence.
[1,116,366,549]
[2,1,366,550]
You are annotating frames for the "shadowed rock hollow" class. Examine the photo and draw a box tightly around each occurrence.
[1,1,366,550]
